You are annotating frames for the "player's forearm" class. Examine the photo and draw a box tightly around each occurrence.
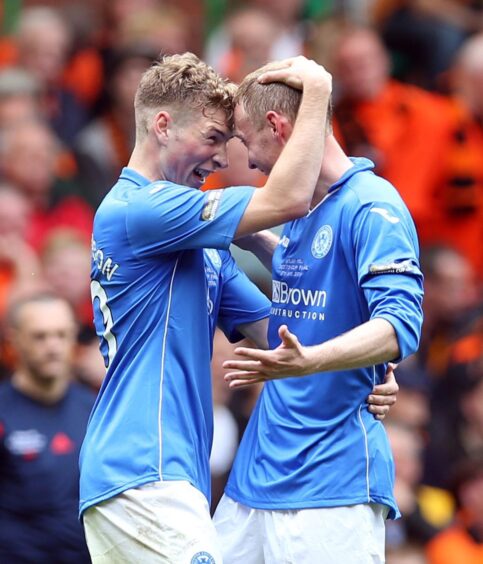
[263,79,330,217]
[303,318,400,374]
[237,317,269,350]
[234,230,279,271]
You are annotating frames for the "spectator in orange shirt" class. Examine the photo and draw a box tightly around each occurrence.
[420,33,483,279]
[13,7,89,146]
[0,4,103,112]
[331,25,453,230]
[330,26,482,278]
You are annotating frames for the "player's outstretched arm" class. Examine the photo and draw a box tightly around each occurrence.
[235,57,332,238]
[235,318,269,350]
[223,318,400,386]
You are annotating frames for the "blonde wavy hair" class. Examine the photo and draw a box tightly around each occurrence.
[134,52,236,141]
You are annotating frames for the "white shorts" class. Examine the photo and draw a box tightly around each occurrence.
[213,495,388,564]
[83,480,223,563]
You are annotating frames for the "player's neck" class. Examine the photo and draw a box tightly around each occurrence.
[128,139,164,183]
[310,178,331,209]
[310,136,353,209]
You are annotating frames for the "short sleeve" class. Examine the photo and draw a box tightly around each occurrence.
[126,183,255,257]
[217,252,270,343]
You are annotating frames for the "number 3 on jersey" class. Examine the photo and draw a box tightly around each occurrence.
[91,280,117,369]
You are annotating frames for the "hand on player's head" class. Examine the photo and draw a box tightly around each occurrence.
[257,56,332,94]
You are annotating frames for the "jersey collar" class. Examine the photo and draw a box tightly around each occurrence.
[328,157,375,193]
[119,167,151,187]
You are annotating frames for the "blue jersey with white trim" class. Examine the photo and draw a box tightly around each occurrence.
[225,159,423,518]
[79,168,255,515]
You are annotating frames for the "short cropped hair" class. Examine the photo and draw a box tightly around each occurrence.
[235,61,332,131]
[134,52,236,141]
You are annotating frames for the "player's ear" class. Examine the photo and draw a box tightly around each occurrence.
[266,111,292,145]
[153,111,172,146]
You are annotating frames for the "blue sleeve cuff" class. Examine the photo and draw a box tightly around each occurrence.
[373,312,421,363]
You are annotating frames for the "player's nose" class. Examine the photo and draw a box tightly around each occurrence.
[214,147,228,170]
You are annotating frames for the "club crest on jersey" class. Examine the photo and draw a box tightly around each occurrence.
[191,551,215,564]
[279,235,290,248]
[311,225,333,259]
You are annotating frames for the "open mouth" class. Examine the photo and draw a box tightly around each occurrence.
[193,168,211,183]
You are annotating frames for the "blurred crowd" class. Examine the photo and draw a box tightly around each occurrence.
[0,0,481,563]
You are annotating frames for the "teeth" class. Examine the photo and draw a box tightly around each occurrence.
[195,168,208,180]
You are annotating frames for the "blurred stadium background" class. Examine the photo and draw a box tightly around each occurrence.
[0,1,481,562]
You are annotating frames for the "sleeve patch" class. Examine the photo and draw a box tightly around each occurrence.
[201,189,223,221]
[369,259,415,275]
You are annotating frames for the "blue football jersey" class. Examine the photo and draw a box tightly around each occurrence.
[225,159,424,518]
[204,248,270,348]
[79,168,255,515]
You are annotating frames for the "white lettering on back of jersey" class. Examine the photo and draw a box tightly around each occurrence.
[91,237,120,281]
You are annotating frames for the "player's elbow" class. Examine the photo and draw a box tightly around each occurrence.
[406,320,422,357]
[375,304,423,362]
[394,314,423,361]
